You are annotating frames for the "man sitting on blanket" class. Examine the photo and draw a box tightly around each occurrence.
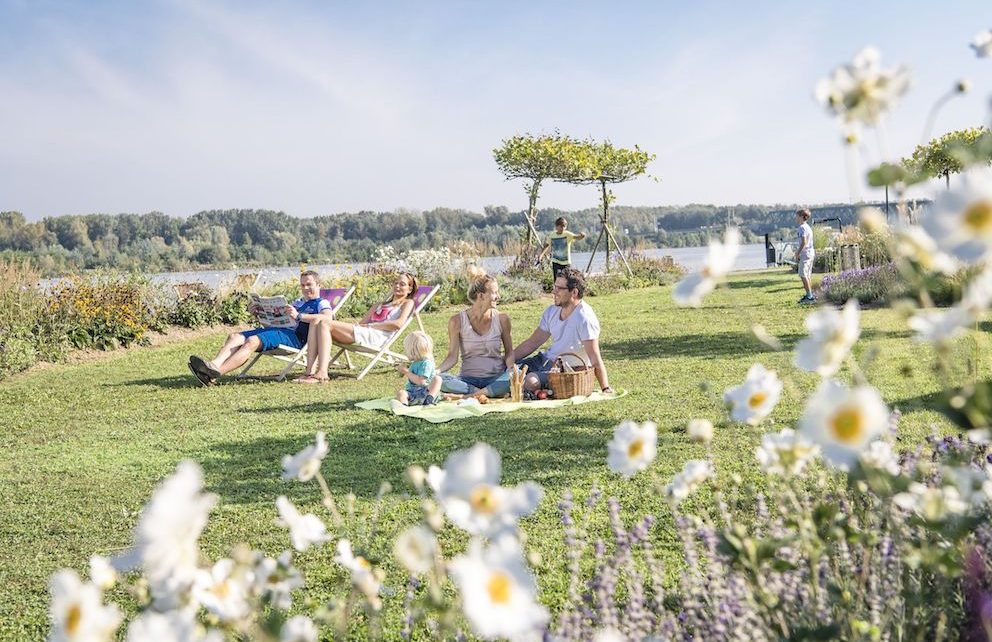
[511,267,613,395]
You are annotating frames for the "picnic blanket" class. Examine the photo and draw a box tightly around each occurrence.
[355,389,628,424]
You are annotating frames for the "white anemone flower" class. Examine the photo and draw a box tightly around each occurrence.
[426,443,543,537]
[449,536,550,641]
[49,570,121,642]
[892,224,958,274]
[921,169,992,264]
[893,482,969,521]
[945,466,992,507]
[794,299,861,377]
[125,611,222,642]
[665,459,713,505]
[908,307,974,344]
[276,496,330,552]
[334,539,382,610]
[814,47,910,125]
[972,30,992,57]
[113,461,216,610]
[859,440,900,475]
[687,418,714,444]
[281,432,329,482]
[394,525,438,576]
[755,428,820,477]
[88,555,117,591]
[253,550,304,610]
[723,364,783,425]
[606,420,658,478]
[798,380,890,470]
[192,559,252,623]
[673,227,740,307]
[280,616,319,642]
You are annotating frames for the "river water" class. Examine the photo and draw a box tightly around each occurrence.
[132,244,770,290]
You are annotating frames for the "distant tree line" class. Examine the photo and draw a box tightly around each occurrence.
[0,202,892,275]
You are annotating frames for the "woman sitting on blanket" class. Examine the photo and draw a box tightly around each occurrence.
[188,270,333,386]
[438,266,514,398]
[293,272,418,384]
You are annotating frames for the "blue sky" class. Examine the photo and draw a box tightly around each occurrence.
[0,0,989,220]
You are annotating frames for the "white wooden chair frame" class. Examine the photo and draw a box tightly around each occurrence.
[329,284,439,381]
[236,285,355,381]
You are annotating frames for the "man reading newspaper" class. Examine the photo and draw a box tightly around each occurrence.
[187,270,332,386]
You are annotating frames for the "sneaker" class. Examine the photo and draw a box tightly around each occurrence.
[798,294,811,304]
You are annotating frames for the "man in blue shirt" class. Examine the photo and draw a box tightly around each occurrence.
[188,270,332,386]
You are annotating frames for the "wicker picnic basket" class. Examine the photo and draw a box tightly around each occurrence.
[547,351,595,398]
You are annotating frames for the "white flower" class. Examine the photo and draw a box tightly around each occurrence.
[798,380,890,470]
[449,536,549,641]
[253,550,304,610]
[893,482,969,521]
[394,525,438,576]
[859,440,900,475]
[113,461,216,610]
[687,418,714,444]
[921,169,992,264]
[125,611,221,642]
[334,539,382,610]
[88,556,116,591]
[192,559,252,623]
[794,299,861,377]
[892,224,958,274]
[908,307,973,344]
[280,616,318,642]
[673,227,740,307]
[946,466,992,507]
[972,30,992,57]
[281,432,328,482]
[606,420,658,478]
[427,443,543,537]
[49,570,121,642]
[755,428,820,477]
[665,459,713,505]
[814,47,910,125]
[723,364,783,425]
[593,628,626,642]
[276,496,330,552]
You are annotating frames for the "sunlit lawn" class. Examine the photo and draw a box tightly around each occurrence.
[0,268,977,639]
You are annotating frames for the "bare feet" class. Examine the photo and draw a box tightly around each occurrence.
[293,375,328,384]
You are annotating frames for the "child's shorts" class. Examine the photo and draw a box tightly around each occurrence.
[798,257,813,280]
[406,385,430,405]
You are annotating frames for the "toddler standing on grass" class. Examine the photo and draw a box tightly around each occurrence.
[395,331,443,406]
[796,208,816,303]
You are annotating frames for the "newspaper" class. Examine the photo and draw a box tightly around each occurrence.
[250,294,296,329]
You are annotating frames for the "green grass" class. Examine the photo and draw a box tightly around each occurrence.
[0,269,981,639]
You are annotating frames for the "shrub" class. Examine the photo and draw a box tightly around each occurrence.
[218,291,252,326]
[49,275,155,350]
[818,263,904,305]
[171,285,221,329]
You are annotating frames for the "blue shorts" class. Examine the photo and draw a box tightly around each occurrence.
[516,352,554,387]
[440,371,511,397]
[241,327,303,352]
[405,386,430,405]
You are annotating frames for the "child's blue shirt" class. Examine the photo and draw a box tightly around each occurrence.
[406,359,436,391]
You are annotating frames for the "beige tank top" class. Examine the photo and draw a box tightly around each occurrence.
[459,310,505,379]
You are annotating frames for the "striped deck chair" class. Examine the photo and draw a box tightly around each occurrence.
[236,285,355,381]
[329,284,439,380]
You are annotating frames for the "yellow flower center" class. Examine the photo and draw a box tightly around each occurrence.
[829,407,864,444]
[486,572,512,605]
[357,556,372,570]
[214,580,231,599]
[964,200,992,234]
[470,485,498,514]
[748,391,768,409]
[628,439,644,458]
[65,603,82,635]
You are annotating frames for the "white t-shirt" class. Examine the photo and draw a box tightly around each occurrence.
[538,301,601,365]
[797,223,814,260]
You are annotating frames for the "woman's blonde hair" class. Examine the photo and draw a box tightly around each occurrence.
[403,331,434,361]
[466,265,497,302]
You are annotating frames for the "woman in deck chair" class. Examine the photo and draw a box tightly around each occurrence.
[437,267,514,399]
[293,272,418,383]
[188,270,332,386]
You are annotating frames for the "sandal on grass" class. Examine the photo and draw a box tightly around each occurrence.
[187,362,215,387]
[189,355,221,379]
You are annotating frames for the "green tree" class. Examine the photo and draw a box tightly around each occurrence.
[559,139,655,274]
[493,132,585,246]
[903,126,992,189]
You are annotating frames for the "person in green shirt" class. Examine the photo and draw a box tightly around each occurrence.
[538,216,586,281]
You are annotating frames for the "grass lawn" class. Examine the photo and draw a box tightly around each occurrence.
[0,268,980,639]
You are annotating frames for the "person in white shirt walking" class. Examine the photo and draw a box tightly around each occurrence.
[795,208,816,304]
[511,267,613,394]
